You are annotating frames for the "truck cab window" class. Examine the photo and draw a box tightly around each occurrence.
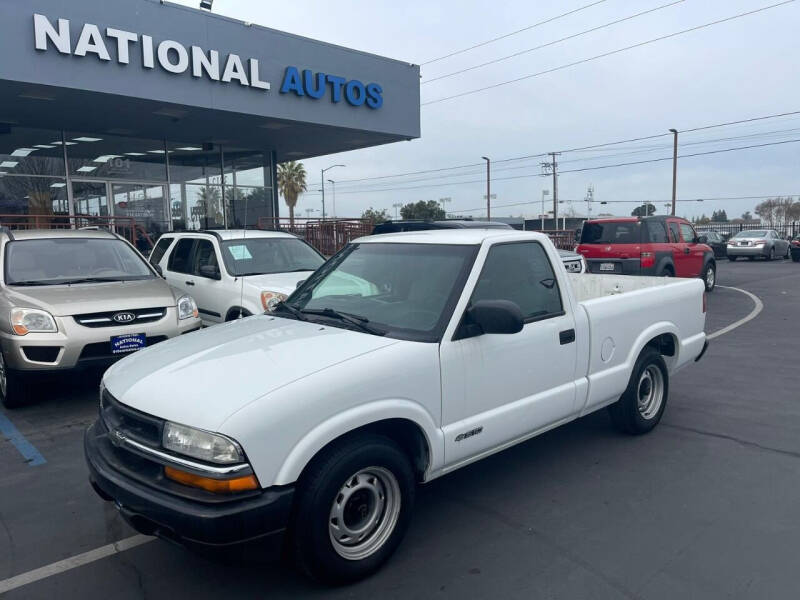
[471,242,563,321]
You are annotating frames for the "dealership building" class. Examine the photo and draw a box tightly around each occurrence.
[0,0,419,242]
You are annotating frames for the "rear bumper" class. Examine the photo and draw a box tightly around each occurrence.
[585,258,641,275]
[726,246,768,257]
[84,420,294,553]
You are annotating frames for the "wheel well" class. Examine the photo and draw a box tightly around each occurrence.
[646,333,677,357]
[299,419,431,484]
[225,307,251,321]
[660,263,674,275]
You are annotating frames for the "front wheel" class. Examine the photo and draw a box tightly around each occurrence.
[728,256,737,262]
[702,263,716,292]
[291,434,415,584]
[0,353,29,409]
[608,347,669,435]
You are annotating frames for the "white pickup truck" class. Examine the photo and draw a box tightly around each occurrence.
[85,230,707,583]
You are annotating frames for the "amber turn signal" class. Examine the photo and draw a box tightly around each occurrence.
[164,466,259,493]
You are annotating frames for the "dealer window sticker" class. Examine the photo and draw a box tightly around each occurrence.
[227,245,253,260]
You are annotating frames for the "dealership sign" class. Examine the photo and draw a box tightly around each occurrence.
[33,14,382,109]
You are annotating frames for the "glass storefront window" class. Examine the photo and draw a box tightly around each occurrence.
[0,175,68,219]
[65,132,167,181]
[0,126,66,177]
[112,183,169,243]
[168,143,222,184]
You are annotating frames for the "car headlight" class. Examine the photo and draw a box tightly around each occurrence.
[162,421,245,464]
[177,295,198,320]
[261,291,288,312]
[10,307,57,336]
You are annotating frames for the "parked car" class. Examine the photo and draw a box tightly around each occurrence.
[702,231,728,258]
[790,235,800,262]
[85,229,707,583]
[148,230,326,326]
[373,219,586,272]
[576,216,716,291]
[726,229,791,261]
[0,228,201,408]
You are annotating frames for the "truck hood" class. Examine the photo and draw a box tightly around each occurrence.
[240,271,314,297]
[102,315,399,431]
[4,278,179,316]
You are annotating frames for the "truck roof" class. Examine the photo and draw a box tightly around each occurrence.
[356,229,549,245]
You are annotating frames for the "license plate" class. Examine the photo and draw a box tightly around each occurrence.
[600,263,616,272]
[111,333,146,354]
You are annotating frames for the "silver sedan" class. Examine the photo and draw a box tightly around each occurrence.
[727,229,791,261]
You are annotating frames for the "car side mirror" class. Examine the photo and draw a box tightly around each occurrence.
[152,264,163,278]
[457,300,524,339]
[198,265,221,280]
[697,235,708,244]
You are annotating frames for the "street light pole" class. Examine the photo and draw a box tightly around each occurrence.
[321,164,345,219]
[327,179,337,218]
[669,128,678,216]
[481,156,491,220]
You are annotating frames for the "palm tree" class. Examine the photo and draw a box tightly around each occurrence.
[277,161,307,226]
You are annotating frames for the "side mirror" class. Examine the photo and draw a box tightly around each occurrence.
[458,300,524,339]
[696,235,708,244]
[198,265,221,280]
[152,264,163,278]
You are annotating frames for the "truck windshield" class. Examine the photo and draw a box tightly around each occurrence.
[220,237,324,276]
[5,238,154,286]
[284,243,478,342]
[580,221,641,244]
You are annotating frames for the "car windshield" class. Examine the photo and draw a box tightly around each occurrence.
[4,238,154,286]
[734,230,767,238]
[219,237,324,276]
[285,242,478,342]
[580,221,641,244]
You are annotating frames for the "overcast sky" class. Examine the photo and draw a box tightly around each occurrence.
[172,0,800,221]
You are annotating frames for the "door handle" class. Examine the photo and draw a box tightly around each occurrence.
[559,329,576,345]
[185,280,195,286]
[684,247,690,254]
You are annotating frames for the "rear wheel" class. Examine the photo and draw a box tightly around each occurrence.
[793,254,800,263]
[291,434,415,584]
[0,353,29,409]
[767,247,775,261]
[659,266,674,277]
[702,263,716,292]
[728,256,737,262]
[608,347,669,435]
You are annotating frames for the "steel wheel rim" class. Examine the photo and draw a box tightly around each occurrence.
[329,466,401,561]
[706,267,715,289]
[0,353,6,398]
[637,365,664,420]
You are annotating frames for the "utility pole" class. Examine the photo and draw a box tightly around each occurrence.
[669,128,678,215]
[481,157,491,220]
[327,179,336,218]
[392,203,402,219]
[541,153,561,229]
[585,184,594,217]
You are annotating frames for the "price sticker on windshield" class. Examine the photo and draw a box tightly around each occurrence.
[227,245,253,260]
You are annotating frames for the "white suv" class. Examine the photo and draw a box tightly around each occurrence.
[148,230,325,325]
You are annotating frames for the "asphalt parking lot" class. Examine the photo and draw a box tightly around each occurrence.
[1,258,799,599]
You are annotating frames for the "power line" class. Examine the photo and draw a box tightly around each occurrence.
[420,0,610,66]
[422,0,686,85]
[421,1,796,106]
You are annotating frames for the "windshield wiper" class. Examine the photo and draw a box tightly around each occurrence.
[271,302,307,321]
[300,308,384,336]
[58,277,127,285]
[7,280,52,286]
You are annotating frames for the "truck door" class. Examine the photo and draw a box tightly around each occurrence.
[439,241,578,466]
[189,239,226,323]
[667,220,690,277]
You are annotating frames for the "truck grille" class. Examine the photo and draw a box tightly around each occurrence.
[101,389,163,447]
[74,308,167,328]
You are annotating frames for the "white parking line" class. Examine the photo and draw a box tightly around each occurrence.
[708,285,764,340]
[0,534,153,594]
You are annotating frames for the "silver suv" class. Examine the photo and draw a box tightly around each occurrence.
[0,228,201,408]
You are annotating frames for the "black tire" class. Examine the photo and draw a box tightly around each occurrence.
[291,434,416,584]
[659,266,674,277]
[702,262,716,292]
[767,247,775,261]
[792,255,800,263]
[608,347,669,435]
[728,256,737,262]
[748,256,755,261]
[0,353,29,409]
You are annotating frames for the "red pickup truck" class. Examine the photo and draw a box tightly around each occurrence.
[576,216,716,292]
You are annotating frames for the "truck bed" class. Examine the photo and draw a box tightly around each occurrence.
[567,273,691,303]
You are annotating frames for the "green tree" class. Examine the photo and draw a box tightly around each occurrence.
[711,209,728,222]
[400,200,446,220]
[361,207,391,224]
[277,161,307,226]
[741,211,753,221]
[631,203,656,217]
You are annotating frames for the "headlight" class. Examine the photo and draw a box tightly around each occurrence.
[10,307,57,335]
[162,421,245,464]
[177,295,198,320]
[261,291,288,312]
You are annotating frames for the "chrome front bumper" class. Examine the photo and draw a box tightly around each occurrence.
[0,307,201,371]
